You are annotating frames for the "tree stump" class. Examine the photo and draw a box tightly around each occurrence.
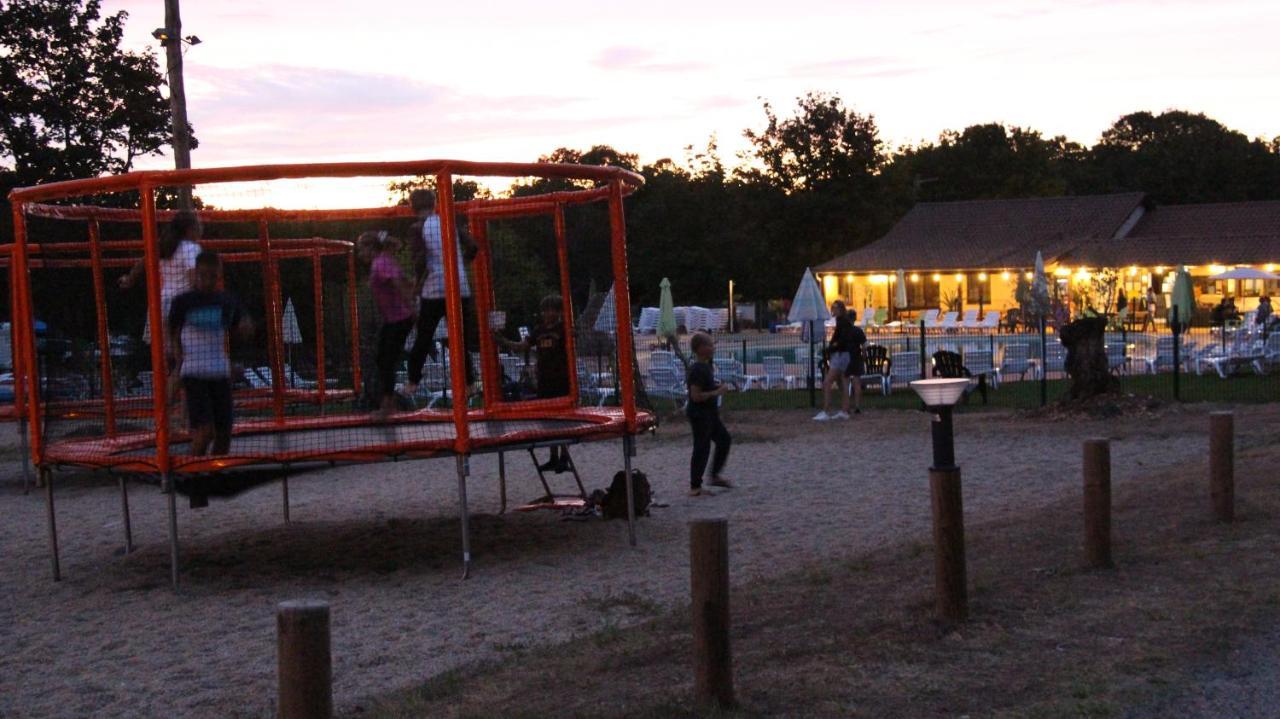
[1059,316,1116,400]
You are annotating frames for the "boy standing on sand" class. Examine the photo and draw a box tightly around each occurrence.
[685,332,734,497]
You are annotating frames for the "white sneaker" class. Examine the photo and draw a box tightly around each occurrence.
[813,411,831,421]
[833,411,850,420]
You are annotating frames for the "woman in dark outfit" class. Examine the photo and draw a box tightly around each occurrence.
[496,294,571,471]
[815,300,862,420]
[686,332,735,497]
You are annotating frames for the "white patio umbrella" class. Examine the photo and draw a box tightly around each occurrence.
[1208,267,1280,282]
[894,269,908,313]
[282,297,303,345]
[593,283,617,333]
[282,297,303,386]
[790,267,831,406]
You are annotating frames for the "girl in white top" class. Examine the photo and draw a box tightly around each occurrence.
[119,210,203,346]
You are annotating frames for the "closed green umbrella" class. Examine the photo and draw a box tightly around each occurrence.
[1170,266,1194,332]
[657,277,677,341]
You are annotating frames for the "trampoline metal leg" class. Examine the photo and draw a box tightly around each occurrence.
[456,456,472,579]
[44,468,60,581]
[119,476,134,554]
[165,474,180,591]
[529,448,553,499]
[623,435,637,548]
[282,474,291,525]
[498,452,507,515]
[563,447,587,498]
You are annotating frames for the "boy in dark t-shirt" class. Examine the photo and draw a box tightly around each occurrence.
[685,332,735,497]
[168,251,253,456]
[496,294,571,471]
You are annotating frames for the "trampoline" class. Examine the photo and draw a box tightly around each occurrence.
[8,159,651,587]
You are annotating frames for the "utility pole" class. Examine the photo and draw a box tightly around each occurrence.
[163,0,193,209]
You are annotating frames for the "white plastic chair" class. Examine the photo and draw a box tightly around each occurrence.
[761,356,794,390]
[577,358,614,406]
[645,366,686,409]
[1105,343,1130,375]
[963,349,998,388]
[887,351,922,392]
[920,309,940,330]
[940,311,959,331]
[978,310,1000,330]
[713,357,758,391]
[998,344,1034,383]
[960,310,980,329]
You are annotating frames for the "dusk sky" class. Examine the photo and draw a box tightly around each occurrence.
[106,0,1280,208]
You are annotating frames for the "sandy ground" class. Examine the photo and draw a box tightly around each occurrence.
[2,403,1277,718]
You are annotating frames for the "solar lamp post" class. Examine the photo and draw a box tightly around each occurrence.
[910,378,970,624]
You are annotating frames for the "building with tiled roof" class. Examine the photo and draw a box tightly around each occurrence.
[814,194,1280,319]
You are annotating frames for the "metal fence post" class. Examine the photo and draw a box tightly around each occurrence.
[919,319,927,380]
[1039,316,1048,407]
[1172,306,1181,402]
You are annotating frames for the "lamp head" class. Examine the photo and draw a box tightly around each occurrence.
[909,378,969,408]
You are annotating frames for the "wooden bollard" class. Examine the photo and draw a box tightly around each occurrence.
[277,600,332,719]
[1082,439,1113,569]
[1210,412,1234,522]
[929,468,968,624]
[690,519,733,709]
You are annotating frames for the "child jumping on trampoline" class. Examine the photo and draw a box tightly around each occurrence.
[495,294,572,472]
[686,332,734,497]
[404,189,481,400]
[168,251,253,456]
[358,231,416,419]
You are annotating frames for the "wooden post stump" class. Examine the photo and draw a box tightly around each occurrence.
[1083,439,1113,568]
[929,467,968,624]
[277,600,332,719]
[1210,412,1234,522]
[690,518,733,709]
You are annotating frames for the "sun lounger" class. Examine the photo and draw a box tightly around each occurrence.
[761,355,795,390]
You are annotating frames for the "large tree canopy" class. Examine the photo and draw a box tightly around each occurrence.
[379,94,1280,311]
[1088,110,1277,203]
[0,0,182,188]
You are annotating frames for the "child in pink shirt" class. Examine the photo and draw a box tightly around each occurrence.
[358,231,415,418]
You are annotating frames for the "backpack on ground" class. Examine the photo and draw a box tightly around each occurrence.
[601,469,651,519]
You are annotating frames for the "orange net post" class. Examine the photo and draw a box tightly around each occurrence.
[87,219,117,436]
[607,180,639,432]
[435,173,470,454]
[139,186,170,475]
[554,203,580,403]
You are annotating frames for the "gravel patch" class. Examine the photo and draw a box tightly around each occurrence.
[1,404,1276,717]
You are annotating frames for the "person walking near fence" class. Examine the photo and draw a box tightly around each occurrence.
[814,300,862,421]
[686,332,734,497]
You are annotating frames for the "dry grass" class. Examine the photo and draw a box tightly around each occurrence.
[356,429,1280,718]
